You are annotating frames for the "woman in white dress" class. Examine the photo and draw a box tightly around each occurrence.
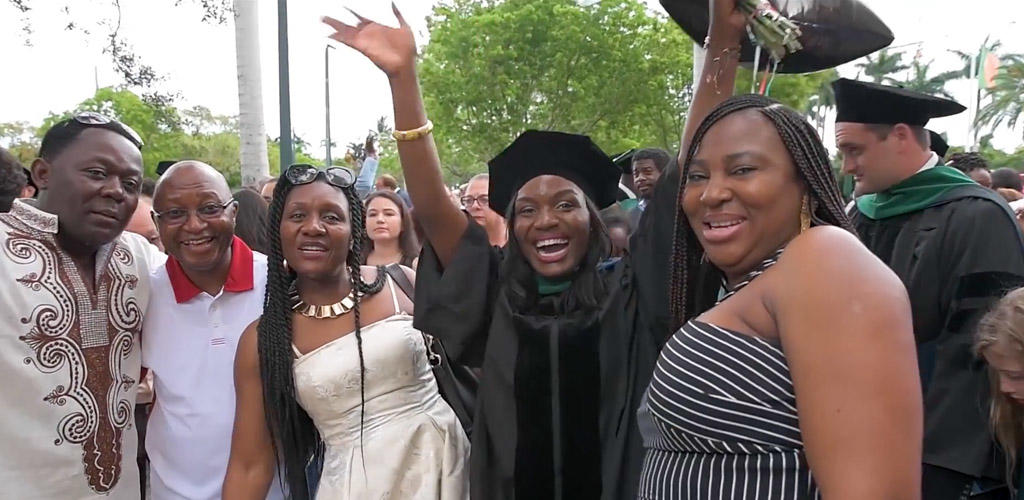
[222,164,469,499]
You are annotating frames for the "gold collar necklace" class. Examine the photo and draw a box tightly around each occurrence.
[290,288,359,319]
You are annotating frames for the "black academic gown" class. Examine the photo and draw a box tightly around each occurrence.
[852,184,1024,480]
[414,165,678,500]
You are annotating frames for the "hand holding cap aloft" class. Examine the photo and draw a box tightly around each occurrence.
[322,3,417,79]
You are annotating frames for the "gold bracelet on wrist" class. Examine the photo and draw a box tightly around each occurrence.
[392,120,434,142]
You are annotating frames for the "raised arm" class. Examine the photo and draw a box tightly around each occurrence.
[775,227,922,499]
[679,0,747,158]
[324,5,468,266]
[222,322,277,499]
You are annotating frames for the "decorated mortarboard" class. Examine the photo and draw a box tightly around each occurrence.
[927,130,949,159]
[487,130,621,215]
[156,160,177,176]
[832,78,965,126]
[612,149,637,174]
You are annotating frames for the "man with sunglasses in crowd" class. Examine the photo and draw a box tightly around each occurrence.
[142,160,284,500]
[462,173,507,248]
[0,112,166,498]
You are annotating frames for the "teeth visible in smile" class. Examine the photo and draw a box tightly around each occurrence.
[299,246,327,251]
[182,237,213,246]
[708,221,742,229]
[536,238,569,249]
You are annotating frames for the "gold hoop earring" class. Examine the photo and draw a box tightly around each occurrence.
[800,195,811,233]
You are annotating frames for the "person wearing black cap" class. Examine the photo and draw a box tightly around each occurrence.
[928,129,950,161]
[834,77,1024,498]
[325,9,674,500]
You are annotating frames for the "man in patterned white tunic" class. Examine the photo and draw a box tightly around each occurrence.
[0,114,164,499]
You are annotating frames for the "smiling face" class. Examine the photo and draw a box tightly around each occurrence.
[34,127,143,254]
[365,195,402,244]
[512,175,592,279]
[683,110,804,282]
[153,163,236,274]
[280,181,351,281]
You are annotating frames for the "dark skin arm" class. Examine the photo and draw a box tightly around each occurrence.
[774,228,922,498]
[323,6,467,267]
[222,321,276,499]
[679,0,747,159]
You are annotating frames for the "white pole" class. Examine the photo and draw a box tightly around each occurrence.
[967,53,979,152]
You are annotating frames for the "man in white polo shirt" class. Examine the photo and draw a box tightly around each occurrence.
[143,161,283,500]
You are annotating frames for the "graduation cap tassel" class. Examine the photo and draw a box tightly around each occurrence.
[764,59,780,96]
[758,67,771,95]
[751,43,762,94]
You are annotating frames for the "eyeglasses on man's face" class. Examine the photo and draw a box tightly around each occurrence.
[461,195,489,208]
[152,199,236,226]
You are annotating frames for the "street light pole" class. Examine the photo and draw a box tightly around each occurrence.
[277,0,294,167]
[325,44,335,166]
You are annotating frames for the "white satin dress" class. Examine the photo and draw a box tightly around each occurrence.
[292,277,470,499]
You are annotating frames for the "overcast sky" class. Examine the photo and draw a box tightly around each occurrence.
[1,0,1021,163]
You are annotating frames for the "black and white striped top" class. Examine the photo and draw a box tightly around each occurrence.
[636,319,819,499]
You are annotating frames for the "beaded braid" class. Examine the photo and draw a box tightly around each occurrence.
[341,183,386,458]
[668,94,853,330]
[257,171,384,499]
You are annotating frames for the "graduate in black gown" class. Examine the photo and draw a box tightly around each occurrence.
[321,9,677,499]
[833,78,1024,499]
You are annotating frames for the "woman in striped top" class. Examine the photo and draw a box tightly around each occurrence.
[637,1,923,498]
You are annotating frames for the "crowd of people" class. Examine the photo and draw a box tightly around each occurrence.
[2,1,1024,499]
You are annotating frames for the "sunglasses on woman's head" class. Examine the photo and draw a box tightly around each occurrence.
[73,111,145,149]
[284,164,356,189]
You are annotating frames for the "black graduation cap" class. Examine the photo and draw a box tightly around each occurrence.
[156,160,177,176]
[487,130,620,214]
[832,78,965,126]
[613,149,636,174]
[928,130,949,158]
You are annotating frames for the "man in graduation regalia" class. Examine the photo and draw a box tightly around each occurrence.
[833,78,1024,499]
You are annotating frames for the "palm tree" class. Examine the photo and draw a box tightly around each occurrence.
[855,49,909,84]
[233,0,271,185]
[806,82,835,138]
[976,54,1024,141]
[898,60,960,99]
[950,37,1003,146]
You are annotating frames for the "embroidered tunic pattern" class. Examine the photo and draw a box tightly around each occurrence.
[0,200,156,498]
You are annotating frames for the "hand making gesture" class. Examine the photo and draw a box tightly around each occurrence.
[322,3,417,79]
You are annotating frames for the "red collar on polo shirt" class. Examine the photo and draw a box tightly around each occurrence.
[165,236,255,304]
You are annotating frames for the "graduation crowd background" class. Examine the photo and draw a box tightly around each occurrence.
[4,0,1024,499]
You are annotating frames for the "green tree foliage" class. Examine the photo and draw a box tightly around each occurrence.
[417,0,694,179]
[899,59,960,99]
[0,87,317,187]
[855,48,909,84]
[976,55,1024,142]
[733,68,838,114]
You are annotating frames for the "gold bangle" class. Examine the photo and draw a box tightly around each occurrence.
[392,120,434,142]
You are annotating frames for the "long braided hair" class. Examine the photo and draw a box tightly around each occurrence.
[668,94,854,330]
[258,172,385,499]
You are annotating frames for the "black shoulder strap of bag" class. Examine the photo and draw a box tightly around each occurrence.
[382,264,476,437]
[383,264,416,302]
